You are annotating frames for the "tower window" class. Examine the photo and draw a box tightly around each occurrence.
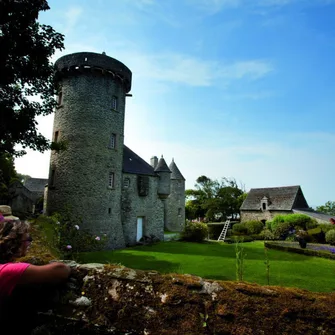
[108,172,115,188]
[112,96,118,110]
[54,131,59,143]
[178,208,182,216]
[50,169,56,186]
[123,178,130,188]
[58,91,63,105]
[109,133,116,149]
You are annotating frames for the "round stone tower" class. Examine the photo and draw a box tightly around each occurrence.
[47,51,132,249]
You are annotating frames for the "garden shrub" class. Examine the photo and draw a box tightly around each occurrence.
[260,229,275,240]
[272,221,292,240]
[232,223,248,235]
[181,221,208,242]
[48,211,108,259]
[284,214,317,230]
[319,224,335,233]
[307,228,326,244]
[244,220,264,235]
[270,215,286,232]
[325,230,335,246]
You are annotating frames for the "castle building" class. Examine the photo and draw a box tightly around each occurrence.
[46,52,185,249]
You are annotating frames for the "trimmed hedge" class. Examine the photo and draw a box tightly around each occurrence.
[244,220,264,234]
[264,242,335,260]
[181,221,208,242]
[232,223,248,235]
[325,230,335,246]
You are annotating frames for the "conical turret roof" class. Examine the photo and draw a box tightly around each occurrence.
[154,156,171,173]
[169,159,185,180]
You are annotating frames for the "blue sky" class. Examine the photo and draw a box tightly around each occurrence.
[15,0,335,207]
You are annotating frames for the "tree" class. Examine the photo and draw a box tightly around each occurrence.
[316,201,335,216]
[185,175,246,221]
[0,0,64,156]
[0,153,18,201]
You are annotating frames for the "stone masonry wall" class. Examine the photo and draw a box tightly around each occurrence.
[9,262,335,335]
[240,210,293,222]
[121,173,164,245]
[47,53,131,249]
[166,179,185,231]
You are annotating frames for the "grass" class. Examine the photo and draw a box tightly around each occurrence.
[78,241,335,292]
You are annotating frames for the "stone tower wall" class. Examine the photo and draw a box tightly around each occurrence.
[166,179,185,231]
[47,52,132,249]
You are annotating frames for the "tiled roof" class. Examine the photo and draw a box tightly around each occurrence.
[240,185,309,211]
[123,145,156,176]
[293,209,335,222]
[24,178,48,193]
[169,159,185,180]
[154,156,171,173]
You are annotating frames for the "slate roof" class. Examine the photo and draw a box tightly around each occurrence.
[154,156,171,173]
[293,209,335,222]
[240,185,309,211]
[123,145,156,176]
[24,178,48,193]
[169,159,185,180]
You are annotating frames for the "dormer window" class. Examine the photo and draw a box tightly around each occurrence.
[261,196,269,211]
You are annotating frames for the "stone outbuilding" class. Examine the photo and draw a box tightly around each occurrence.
[240,185,310,223]
[240,185,334,224]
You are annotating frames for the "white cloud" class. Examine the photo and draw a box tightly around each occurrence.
[63,6,83,34]
[115,50,274,87]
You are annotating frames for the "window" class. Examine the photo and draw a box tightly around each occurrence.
[112,96,118,110]
[50,169,56,186]
[108,208,111,214]
[108,172,115,188]
[123,177,130,188]
[54,131,59,143]
[58,91,63,105]
[262,203,266,210]
[109,133,116,149]
[178,208,182,216]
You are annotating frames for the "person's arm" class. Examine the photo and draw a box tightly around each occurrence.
[17,262,71,285]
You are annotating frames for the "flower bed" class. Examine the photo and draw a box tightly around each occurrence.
[265,241,335,260]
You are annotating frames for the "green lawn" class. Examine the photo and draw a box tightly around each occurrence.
[78,241,335,292]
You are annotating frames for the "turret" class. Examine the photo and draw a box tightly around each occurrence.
[154,156,171,199]
[150,156,158,169]
[166,159,186,231]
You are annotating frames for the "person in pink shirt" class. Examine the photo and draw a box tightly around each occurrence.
[0,220,71,333]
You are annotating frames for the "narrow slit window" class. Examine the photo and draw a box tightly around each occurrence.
[58,91,63,105]
[108,172,115,188]
[54,131,59,143]
[178,208,182,216]
[112,96,118,110]
[109,133,116,149]
[50,170,56,186]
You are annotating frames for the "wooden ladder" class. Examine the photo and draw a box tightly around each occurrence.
[218,220,230,242]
